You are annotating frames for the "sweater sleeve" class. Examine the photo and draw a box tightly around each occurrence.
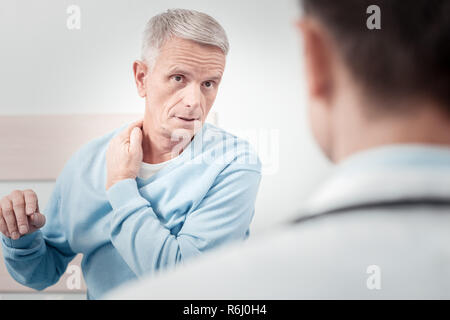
[1,181,77,291]
[107,162,261,277]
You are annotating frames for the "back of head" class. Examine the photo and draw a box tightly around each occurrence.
[301,0,450,114]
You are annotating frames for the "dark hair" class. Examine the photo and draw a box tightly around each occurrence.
[301,0,450,112]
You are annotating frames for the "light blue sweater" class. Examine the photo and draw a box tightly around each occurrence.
[1,122,261,299]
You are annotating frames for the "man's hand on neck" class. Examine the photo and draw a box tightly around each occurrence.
[105,120,144,190]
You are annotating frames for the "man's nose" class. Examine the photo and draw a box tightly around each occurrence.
[183,84,203,109]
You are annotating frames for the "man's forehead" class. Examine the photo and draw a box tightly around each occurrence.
[156,38,226,75]
[159,37,224,55]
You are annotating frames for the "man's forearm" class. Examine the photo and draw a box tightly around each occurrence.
[1,231,69,290]
[107,178,186,276]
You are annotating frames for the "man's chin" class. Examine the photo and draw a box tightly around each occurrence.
[169,126,200,143]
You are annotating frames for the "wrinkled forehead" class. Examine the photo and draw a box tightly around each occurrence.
[154,37,226,77]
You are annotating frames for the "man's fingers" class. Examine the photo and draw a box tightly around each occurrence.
[10,191,29,235]
[0,209,10,237]
[29,212,46,229]
[24,189,38,216]
[0,190,41,239]
[130,127,143,154]
[1,197,19,239]
[130,119,144,129]
[120,119,144,140]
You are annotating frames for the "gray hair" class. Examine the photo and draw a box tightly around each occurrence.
[141,9,230,66]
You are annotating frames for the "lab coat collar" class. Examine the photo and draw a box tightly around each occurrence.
[301,144,450,219]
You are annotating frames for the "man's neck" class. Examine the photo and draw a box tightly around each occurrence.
[141,124,191,164]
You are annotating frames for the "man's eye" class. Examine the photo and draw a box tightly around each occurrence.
[172,75,183,82]
[203,81,214,88]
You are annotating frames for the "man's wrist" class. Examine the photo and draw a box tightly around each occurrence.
[106,175,136,191]
[106,178,149,210]
[2,231,41,249]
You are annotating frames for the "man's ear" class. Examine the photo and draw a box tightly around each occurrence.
[133,60,148,98]
[296,17,334,105]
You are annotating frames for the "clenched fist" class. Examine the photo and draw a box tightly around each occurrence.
[0,190,46,240]
[105,119,144,190]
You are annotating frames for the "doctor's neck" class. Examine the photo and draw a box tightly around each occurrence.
[330,96,450,163]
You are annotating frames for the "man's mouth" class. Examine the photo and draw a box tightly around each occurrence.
[176,116,199,122]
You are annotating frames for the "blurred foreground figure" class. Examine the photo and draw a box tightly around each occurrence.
[108,0,450,299]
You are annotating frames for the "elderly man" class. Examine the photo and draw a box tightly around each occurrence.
[0,9,261,299]
[108,0,450,299]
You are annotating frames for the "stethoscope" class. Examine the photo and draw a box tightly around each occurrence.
[291,197,450,225]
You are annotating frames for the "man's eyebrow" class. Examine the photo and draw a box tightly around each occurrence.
[202,72,223,82]
[167,66,223,81]
[208,74,223,81]
[167,66,194,77]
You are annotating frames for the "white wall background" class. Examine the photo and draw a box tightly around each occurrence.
[0,0,332,296]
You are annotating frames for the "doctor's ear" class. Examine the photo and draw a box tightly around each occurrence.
[296,17,335,106]
[133,60,149,98]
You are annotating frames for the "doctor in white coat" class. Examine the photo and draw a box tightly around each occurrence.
[107,0,450,299]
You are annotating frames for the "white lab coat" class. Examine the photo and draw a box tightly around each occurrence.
[107,145,450,299]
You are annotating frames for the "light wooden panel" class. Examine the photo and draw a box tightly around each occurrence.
[0,112,218,181]
[0,114,142,181]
